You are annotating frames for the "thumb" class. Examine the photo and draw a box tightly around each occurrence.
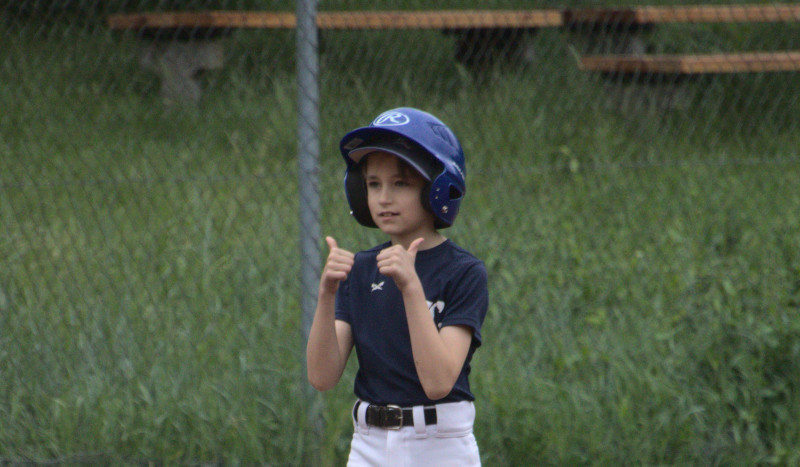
[408,238,424,258]
[326,236,338,251]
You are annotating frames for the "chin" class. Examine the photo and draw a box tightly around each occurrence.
[377,225,403,236]
[375,222,406,236]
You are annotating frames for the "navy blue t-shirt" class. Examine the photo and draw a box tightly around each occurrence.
[335,239,488,406]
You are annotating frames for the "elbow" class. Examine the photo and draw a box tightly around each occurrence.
[424,389,451,401]
[309,380,334,392]
[422,381,456,401]
[420,368,461,400]
[307,370,337,392]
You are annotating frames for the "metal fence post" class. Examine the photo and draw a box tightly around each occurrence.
[296,0,323,460]
[297,0,320,344]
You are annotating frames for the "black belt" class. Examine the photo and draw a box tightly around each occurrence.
[354,401,437,429]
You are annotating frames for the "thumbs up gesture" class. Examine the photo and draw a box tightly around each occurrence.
[320,236,354,295]
[376,238,424,290]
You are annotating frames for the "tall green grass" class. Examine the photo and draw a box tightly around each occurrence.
[1,17,800,464]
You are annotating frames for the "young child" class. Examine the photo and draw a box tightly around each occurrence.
[306,107,488,466]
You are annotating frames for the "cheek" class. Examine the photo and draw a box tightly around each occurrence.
[402,191,426,215]
[365,189,381,213]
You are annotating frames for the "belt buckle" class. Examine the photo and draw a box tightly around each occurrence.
[382,404,403,430]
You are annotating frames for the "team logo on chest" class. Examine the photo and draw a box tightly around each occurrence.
[426,300,445,317]
[370,281,385,292]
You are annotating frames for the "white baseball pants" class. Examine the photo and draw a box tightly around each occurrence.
[347,400,481,467]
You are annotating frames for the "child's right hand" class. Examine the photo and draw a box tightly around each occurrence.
[320,236,354,296]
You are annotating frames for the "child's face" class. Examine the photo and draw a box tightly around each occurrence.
[364,151,435,241]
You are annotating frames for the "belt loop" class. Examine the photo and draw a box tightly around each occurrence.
[429,405,439,436]
[355,400,370,434]
[411,405,427,438]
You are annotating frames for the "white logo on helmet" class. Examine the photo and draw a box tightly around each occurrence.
[373,111,410,126]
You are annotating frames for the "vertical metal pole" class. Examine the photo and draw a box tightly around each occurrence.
[297,0,320,344]
[297,0,323,461]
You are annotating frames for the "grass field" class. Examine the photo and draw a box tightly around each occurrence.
[2,12,800,464]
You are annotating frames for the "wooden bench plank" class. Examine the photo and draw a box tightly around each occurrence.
[580,51,800,74]
[107,11,297,30]
[636,4,800,24]
[565,3,800,27]
[319,10,563,29]
[107,9,563,32]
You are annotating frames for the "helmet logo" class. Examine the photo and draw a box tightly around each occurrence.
[430,123,456,149]
[373,111,410,127]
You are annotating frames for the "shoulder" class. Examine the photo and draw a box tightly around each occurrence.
[442,241,485,271]
[434,241,487,285]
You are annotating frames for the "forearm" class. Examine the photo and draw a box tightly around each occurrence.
[402,280,462,400]
[306,292,346,391]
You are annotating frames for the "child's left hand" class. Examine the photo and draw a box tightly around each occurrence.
[376,238,424,290]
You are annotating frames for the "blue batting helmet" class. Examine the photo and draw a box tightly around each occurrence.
[339,107,467,229]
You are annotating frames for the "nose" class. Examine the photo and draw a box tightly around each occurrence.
[377,186,392,205]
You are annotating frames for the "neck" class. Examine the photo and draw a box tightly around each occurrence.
[391,232,446,251]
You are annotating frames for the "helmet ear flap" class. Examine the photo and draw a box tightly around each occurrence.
[344,167,377,228]
[427,173,464,229]
[422,182,450,229]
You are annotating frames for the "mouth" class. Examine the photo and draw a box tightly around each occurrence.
[378,211,400,219]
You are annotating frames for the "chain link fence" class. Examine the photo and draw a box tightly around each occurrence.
[2,0,799,464]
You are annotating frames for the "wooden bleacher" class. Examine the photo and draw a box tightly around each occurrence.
[581,51,800,75]
[107,9,564,101]
[564,4,800,29]
[568,3,800,76]
[106,9,563,33]
[107,5,800,101]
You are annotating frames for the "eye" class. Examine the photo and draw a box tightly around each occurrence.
[394,180,409,187]
[366,180,380,189]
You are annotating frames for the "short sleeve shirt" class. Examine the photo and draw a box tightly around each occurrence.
[335,239,488,406]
